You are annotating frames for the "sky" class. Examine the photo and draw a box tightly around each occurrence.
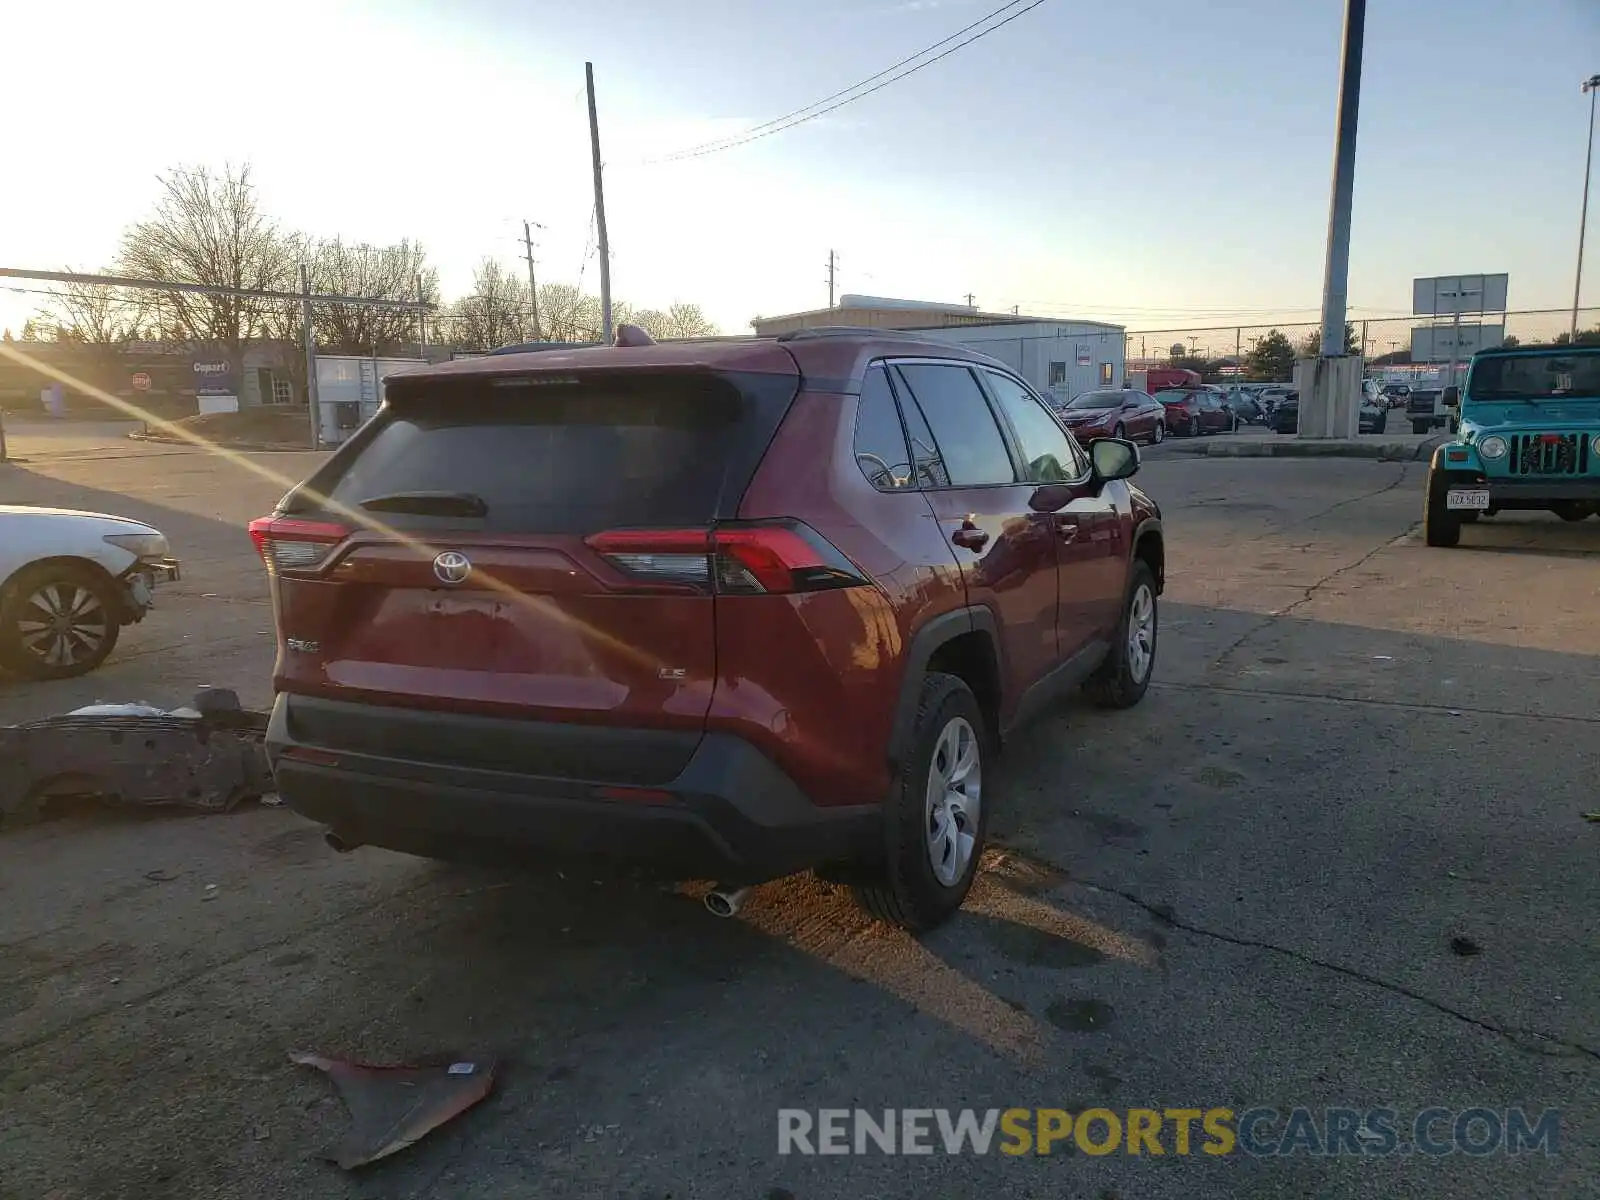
[2,0,1598,344]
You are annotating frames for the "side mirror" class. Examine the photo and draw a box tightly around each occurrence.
[1090,437,1140,483]
[1442,386,1460,407]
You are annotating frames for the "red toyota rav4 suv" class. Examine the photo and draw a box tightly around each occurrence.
[254,328,1164,931]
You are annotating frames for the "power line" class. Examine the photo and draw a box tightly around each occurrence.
[647,0,1051,164]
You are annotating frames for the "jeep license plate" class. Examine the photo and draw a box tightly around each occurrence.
[1446,489,1490,511]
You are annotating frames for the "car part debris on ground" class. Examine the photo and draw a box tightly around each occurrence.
[0,686,273,825]
[288,1050,498,1168]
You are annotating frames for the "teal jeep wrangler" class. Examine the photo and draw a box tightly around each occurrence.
[1424,343,1600,547]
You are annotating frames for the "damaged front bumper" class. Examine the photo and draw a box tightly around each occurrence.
[0,687,273,824]
[119,557,181,622]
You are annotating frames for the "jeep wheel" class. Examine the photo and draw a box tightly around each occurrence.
[1423,474,1462,547]
[853,673,988,933]
[0,563,123,681]
[1084,560,1157,709]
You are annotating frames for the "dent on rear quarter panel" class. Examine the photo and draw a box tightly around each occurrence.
[717,390,967,805]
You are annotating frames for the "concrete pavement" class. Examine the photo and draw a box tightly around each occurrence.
[0,428,1596,1200]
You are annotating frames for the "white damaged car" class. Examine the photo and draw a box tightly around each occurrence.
[0,506,180,679]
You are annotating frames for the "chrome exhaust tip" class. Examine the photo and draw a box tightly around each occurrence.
[704,886,752,918]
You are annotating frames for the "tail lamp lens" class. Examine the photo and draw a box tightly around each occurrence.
[585,521,868,595]
[248,517,350,573]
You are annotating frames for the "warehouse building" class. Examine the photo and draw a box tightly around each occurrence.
[750,295,1124,404]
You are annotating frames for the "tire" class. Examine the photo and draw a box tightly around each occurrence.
[0,562,123,680]
[853,673,989,932]
[1084,561,1157,709]
[1112,423,1125,440]
[1423,474,1462,547]
[1151,422,1165,445]
[1188,416,1200,438]
[1412,420,1429,435]
[1373,413,1388,435]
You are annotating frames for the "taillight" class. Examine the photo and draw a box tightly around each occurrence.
[248,516,350,573]
[585,520,869,595]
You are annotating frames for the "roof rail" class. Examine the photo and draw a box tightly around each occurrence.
[775,326,932,343]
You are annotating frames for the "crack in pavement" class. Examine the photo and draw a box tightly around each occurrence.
[1207,466,1420,675]
[1154,680,1600,727]
[1083,880,1600,1065]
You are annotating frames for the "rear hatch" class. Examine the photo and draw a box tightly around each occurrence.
[254,359,800,764]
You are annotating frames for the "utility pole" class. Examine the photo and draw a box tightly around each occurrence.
[300,262,320,451]
[586,62,614,344]
[522,220,545,340]
[964,292,976,308]
[826,250,837,308]
[1572,74,1600,341]
[416,272,427,359]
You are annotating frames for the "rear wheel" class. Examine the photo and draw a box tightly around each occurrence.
[0,563,123,680]
[1423,473,1462,547]
[853,673,988,933]
[1084,561,1157,709]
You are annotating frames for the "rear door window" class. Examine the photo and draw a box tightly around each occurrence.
[853,365,915,490]
[892,363,1017,487]
[304,371,796,534]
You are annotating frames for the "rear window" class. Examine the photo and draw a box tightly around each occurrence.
[294,371,796,534]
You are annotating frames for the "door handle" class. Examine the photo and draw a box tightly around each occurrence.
[952,526,989,551]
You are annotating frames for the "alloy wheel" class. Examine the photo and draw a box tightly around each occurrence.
[16,581,110,668]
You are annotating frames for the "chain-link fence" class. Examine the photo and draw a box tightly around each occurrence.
[1123,308,1600,377]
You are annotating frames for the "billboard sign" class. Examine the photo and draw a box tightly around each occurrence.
[1411,324,1506,362]
[192,360,236,397]
[1413,274,1509,317]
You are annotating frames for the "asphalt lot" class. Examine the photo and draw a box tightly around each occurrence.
[1,418,1597,1199]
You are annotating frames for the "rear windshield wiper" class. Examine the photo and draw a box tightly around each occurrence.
[359,491,489,517]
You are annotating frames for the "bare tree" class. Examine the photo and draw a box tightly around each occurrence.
[632,302,719,341]
[447,259,531,351]
[306,238,439,356]
[28,276,147,346]
[537,282,603,343]
[117,164,298,371]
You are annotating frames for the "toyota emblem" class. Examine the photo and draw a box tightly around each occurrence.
[433,550,471,584]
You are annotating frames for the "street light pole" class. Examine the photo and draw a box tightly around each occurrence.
[1318,0,1367,358]
[1571,74,1600,343]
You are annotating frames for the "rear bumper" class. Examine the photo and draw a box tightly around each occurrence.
[265,694,881,882]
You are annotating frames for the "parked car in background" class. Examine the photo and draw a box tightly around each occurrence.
[1054,388,1167,444]
[1224,388,1268,425]
[1270,392,1300,433]
[1269,392,1388,435]
[1408,388,1453,433]
[1155,388,1238,436]
[256,328,1166,932]
[1257,385,1295,415]
[0,506,180,679]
